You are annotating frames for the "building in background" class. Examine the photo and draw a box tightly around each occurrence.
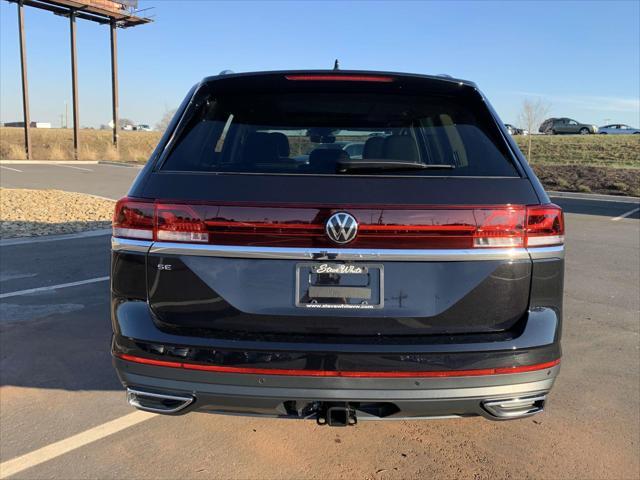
[3,121,52,128]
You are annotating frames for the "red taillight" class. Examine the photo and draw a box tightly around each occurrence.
[285,74,395,83]
[525,204,565,247]
[156,203,208,243]
[112,197,154,240]
[473,207,526,248]
[112,201,564,249]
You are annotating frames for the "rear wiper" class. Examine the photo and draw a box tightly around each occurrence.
[337,160,455,173]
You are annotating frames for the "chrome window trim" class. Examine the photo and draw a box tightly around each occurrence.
[111,237,153,253]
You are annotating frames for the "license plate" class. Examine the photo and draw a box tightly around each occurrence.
[295,263,384,309]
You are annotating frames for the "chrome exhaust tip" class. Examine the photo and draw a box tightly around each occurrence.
[482,394,547,419]
[126,388,194,414]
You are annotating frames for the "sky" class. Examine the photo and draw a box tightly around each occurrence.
[1,0,639,129]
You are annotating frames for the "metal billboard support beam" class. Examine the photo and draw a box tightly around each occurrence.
[110,20,119,149]
[6,0,152,161]
[69,9,79,159]
[17,1,32,160]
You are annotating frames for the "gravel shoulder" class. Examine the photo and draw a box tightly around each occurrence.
[0,188,114,239]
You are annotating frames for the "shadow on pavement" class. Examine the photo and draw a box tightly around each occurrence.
[0,294,121,391]
[0,222,119,391]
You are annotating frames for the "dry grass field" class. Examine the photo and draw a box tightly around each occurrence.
[0,127,160,162]
[1,127,638,195]
[513,134,640,169]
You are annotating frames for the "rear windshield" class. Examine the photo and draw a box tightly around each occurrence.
[160,83,518,177]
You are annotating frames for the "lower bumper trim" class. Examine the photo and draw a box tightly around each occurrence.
[116,353,560,378]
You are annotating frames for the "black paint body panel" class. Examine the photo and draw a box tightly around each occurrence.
[136,174,540,206]
[145,254,532,336]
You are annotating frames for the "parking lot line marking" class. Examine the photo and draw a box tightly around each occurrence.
[51,163,93,172]
[612,207,640,221]
[0,411,155,479]
[0,165,23,172]
[0,276,109,299]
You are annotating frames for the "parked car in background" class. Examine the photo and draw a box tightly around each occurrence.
[539,118,598,135]
[343,142,365,159]
[598,124,640,135]
[111,70,564,425]
[505,124,527,135]
[136,124,153,132]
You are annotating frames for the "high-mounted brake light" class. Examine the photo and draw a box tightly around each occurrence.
[285,74,395,83]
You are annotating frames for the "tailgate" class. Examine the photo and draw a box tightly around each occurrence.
[143,202,534,337]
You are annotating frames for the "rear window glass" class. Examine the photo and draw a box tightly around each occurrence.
[161,87,518,177]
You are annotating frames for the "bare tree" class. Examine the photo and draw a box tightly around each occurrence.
[156,108,177,132]
[118,118,135,129]
[517,98,551,161]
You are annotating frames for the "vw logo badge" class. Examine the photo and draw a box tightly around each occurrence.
[325,212,358,244]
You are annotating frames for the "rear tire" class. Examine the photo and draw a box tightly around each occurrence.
[579,128,590,135]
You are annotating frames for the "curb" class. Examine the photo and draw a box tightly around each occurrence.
[0,228,112,247]
[0,160,99,165]
[98,161,144,168]
[0,160,143,167]
[548,191,640,203]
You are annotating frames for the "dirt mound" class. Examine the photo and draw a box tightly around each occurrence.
[532,165,640,197]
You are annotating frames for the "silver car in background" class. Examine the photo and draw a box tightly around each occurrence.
[598,124,640,135]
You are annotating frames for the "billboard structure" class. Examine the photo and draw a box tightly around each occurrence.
[5,0,152,159]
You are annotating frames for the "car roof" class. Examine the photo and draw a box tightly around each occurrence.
[201,69,478,89]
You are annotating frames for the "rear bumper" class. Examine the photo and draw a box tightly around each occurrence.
[112,299,561,421]
[114,357,559,420]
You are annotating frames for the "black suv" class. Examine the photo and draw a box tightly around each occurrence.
[111,71,564,425]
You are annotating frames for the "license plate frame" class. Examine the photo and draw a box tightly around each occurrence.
[295,262,384,309]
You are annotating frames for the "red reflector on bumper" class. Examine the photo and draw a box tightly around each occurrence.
[116,354,560,378]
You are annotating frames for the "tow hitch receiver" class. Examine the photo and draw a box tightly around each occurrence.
[316,403,357,427]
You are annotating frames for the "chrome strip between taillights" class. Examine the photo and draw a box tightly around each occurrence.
[149,242,566,261]
[114,237,564,261]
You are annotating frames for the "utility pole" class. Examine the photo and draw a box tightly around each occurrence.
[110,19,119,149]
[17,0,32,159]
[69,10,80,159]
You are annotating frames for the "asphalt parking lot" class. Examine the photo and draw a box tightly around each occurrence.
[0,164,639,479]
[0,163,142,199]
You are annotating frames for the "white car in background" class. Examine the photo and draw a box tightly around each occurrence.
[598,124,640,135]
